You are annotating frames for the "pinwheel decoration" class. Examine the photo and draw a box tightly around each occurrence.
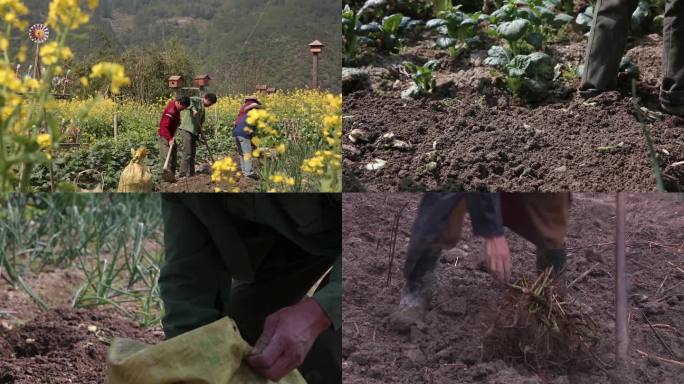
[28,24,49,44]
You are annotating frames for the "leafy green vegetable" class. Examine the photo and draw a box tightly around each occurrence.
[404,61,438,95]
[631,0,651,34]
[575,6,593,30]
[497,19,531,42]
[552,13,573,28]
[484,45,512,67]
[358,13,405,52]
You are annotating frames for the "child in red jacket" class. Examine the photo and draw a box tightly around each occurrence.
[158,96,190,180]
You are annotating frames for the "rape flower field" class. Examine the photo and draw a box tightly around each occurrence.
[38,90,341,192]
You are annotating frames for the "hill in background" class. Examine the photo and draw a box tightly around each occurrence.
[22,0,341,94]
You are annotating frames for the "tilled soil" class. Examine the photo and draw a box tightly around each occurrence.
[159,156,259,192]
[343,33,684,192]
[0,308,163,384]
[342,193,684,383]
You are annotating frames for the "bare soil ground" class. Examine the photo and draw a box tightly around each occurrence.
[0,270,163,384]
[159,155,259,192]
[343,32,684,192]
[342,193,684,383]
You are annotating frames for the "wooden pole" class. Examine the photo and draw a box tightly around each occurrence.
[615,193,629,367]
[312,53,319,89]
[113,112,118,142]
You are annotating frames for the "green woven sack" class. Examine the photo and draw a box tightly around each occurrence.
[106,317,306,384]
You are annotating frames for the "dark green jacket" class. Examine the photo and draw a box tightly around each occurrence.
[162,194,342,329]
[179,96,205,135]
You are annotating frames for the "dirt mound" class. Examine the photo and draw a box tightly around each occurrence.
[481,276,597,371]
[0,307,163,384]
[343,193,684,383]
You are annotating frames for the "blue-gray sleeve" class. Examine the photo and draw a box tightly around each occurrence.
[465,194,504,238]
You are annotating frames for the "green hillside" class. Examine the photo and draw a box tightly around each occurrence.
[21,0,341,94]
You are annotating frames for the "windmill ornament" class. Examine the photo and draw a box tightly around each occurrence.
[28,24,49,79]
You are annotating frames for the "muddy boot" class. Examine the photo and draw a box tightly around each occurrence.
[536,249,568,296]
[661,102,684,118]
[389,284,432,333]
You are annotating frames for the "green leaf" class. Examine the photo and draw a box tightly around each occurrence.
[507,55,531,77]
[484,45,512,67]
[619,56,640,79]
[491,4,516,23]
[525,32,544,50]
[536,6,555,23]
[527,52,553,79]
[426,18,448,29]
[497,19,531,42]
[359,22,382,34]
[552,13,573,28]
[425,59,441,70]
[517,8,540,25]
[631,1,650,33]
[576,6,593,28]
[435,36,458,48]
[382,13,404,34]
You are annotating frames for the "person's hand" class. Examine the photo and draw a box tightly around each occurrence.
[168,137,175,146]
[484,235,512,282]
[245,297,331,381]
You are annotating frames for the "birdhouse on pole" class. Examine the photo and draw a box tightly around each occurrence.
[194,75,211,89]
[255,84,268,94]
[168,75,184,89]
[309,40,325,89]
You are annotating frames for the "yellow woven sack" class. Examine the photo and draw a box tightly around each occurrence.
[117,147,153,192]
[105,317,306,384]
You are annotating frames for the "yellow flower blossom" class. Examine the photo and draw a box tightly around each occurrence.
[36,133,52,149]
[89,62,130,94]
[276,143,286,155]
[0,0,28,29]
[40,42,73,65]
[211,157,241,192]
[47,0,91,30]
[17,45,27,62]
[0,36,7,51]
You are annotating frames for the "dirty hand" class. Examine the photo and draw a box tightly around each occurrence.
[245,297,331,381]
[484,235,512,282]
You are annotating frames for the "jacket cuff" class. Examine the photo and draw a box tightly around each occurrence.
[312,256,342,330]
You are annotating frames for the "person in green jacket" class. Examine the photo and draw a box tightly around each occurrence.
[159,194,341,384]
[178,93,218,177]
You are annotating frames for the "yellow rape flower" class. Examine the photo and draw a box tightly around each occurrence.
[40,42,72,65]
[36,133,52,149]
[17,45,27,62]
[0,0,28,29]
[89,62,130,94]
[47,0,91,29]
[0,36,8,51]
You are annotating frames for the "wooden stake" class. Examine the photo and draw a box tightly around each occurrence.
[113,112,118,142]
[615,193,629,367]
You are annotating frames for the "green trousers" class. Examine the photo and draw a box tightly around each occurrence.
[159,195,341,384]
[178,130,197,177]
[581,0,684,105]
